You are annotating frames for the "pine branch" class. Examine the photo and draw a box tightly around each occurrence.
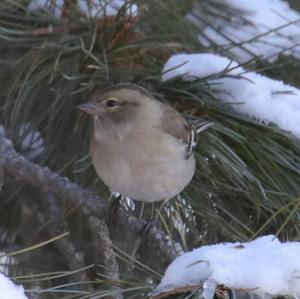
[0,125,183,265]
[88,216,123,299]
[37,192,90,284]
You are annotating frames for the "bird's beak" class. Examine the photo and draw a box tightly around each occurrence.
[77,102,99,115]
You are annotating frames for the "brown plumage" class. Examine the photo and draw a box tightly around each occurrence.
[78,84,195,202]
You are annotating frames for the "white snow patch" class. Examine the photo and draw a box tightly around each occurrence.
[28,0,138,18]
[0,254,16,275]
[196,0,300,62]
[153,235,300,298]
[0,272,28,299]
[162,53,239,82]
[162,53,300,138]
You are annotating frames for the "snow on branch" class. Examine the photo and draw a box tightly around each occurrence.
[152,235,300,299]
[162,53,300,138]
[0,273,28,299]
[194,0,300,62]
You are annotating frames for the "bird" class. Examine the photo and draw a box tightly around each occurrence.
[78,83,203,203]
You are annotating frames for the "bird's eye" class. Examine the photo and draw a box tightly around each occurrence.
[106,99,119,108]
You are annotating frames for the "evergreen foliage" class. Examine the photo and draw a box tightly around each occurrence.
[0,0,299,298]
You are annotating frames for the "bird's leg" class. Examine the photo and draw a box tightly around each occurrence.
[108,191,123,220]
[108,191,121,203]
[125,199,169,275]
[138,219,154,237]
[136,200,165,235]
[137,198,169,238]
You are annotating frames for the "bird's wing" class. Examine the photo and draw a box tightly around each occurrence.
[156,102,195,159]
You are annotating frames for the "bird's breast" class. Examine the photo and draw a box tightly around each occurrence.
[91,128,195,202]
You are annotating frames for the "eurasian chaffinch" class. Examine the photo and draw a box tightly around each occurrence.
[79,84,207,202]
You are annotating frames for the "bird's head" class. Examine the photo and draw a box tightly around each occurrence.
[78,84,162,130]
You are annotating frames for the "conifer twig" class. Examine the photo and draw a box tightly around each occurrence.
[38,192,90,284]
[88,216,123,299]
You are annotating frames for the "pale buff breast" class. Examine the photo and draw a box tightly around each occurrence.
[91,128,195,202]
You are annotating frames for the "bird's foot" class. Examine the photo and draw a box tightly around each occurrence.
[138,219,157,237]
